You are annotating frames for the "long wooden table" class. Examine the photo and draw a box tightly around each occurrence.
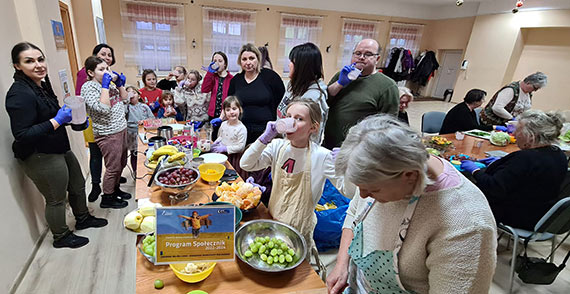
[437,133,519,159]
[134,126,327,294]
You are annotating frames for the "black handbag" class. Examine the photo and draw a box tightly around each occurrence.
[514,236,570,285]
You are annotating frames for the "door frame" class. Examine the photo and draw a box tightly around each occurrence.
[59,1,79,87]
[431,49,463,98]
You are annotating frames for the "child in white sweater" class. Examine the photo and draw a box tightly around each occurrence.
[240,98,351,253]
[211,96,247,154]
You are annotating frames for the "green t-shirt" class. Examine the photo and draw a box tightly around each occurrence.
[323,72,399,148]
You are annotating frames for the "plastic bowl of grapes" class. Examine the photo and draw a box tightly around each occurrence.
[235,220,307,273]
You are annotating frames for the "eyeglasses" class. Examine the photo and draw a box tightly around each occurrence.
[352,51,379,58]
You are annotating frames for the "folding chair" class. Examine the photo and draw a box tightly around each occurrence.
[497,197,570,293]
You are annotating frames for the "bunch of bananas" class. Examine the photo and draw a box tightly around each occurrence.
[315,201,338,212]
[146,146,187,169]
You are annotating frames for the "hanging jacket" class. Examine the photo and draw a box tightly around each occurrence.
[411,51,439,86]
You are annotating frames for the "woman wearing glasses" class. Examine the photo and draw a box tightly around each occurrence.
[323,39,399,149]
[480,72,547,127]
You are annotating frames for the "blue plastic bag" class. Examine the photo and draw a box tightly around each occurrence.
[313,179,350,252]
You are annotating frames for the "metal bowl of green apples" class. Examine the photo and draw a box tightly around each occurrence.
[235,220,307,273]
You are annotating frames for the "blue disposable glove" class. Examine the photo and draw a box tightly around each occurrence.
[211,141,227,153]
[193,121,204,131]
[495,126,508,132]
[331,147,340,162]
[178,80,186,88]
[460,160,481,174]
[246,176,267,193]
[478,156,500,166]
[54,105,73,125]
[101,72,112,89]
[207,61,217,73]
[337,63,355,87]
[258,121,277,144]
[210,118,222,127]
[149,101,160,111]
[115,73,127,87]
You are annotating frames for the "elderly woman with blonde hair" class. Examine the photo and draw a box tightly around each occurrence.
[461,109,567,230]
[326,114,497,294]
[397,86,413,124]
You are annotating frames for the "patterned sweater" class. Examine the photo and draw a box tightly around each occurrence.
[82,80,127,136]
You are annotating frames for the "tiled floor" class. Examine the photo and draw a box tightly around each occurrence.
[13,101,570,293]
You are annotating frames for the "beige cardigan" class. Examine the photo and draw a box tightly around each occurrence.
[343,163,497,294]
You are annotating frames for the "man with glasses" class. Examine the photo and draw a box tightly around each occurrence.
[323,39,399,149]
[480,72,547,127]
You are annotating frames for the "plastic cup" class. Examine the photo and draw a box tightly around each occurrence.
[211,62,219,70]
[275,118,297,134]
[455,131,465,141]
[64,96,87,124]
[347,68,361,80]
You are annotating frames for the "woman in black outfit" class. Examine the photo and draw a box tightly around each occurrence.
[460,110,568,230]
[228,43,285,144]
[440,89,505,134]
[5,42,107,249]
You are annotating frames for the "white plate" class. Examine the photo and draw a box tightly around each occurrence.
[199,153,228,164]
[166,124,184,132]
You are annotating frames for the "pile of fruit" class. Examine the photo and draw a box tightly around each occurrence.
[147,145,187,170]
[181,262,213,274]
[429,136,453,146]
[124,203,161,233]
[215,181,262,210]
[141,234,156,257]
[315,201,337,211]
[157,167,198,186]
[244,236,299,266]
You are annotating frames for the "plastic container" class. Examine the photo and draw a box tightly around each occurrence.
[455,131,465,140]
[347,67,362,80]
[211,62,219,71]
[64,96,87,124]
[275,118,297,134]
[169,262,216,283]
[146,143,155,161]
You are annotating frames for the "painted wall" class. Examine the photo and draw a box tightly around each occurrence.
[100,0,431,85]
[512,27,570,112]
[453,9,570,109]
[1,0,88,292]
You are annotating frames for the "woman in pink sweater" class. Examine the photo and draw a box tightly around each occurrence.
[202,51,233,120]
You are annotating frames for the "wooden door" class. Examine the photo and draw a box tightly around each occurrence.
[59,2,79,87]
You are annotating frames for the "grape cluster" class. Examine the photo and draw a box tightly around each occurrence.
[158,167,197,186]
[244,236,299,266]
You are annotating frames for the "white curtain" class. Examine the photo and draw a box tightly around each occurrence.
[338,19,379,68]
[202,7,256,74]
[120,0,186,74]
[279,13,322,75]
[384,22,424,66]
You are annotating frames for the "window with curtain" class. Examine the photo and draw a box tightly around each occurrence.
[279,13,322,75]
[202,7,256,73]
[384,22,424,66]
[120,0,186,74]
[338,19,379,68]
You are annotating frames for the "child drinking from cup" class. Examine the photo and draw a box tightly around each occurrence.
[240,98,352,254]
[126,86,154,175]
[157,91,184,121]
[139,69,162,116]
[173,69,210,122]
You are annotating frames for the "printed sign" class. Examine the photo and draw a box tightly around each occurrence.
[51,20,66,50]
[155,206,235,264]
[58,69,70,99]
